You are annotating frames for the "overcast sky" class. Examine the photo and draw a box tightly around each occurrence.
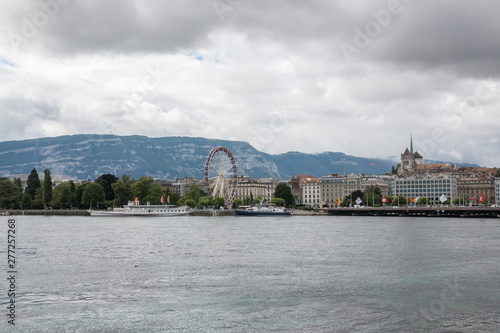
[1,0,499,166]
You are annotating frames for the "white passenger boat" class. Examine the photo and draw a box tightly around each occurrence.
[234,203,291,216]
[90,200,190,216]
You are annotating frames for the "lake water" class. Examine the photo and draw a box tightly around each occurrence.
[3,215,500,332]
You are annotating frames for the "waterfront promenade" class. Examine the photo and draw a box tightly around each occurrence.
[326,206,500,218]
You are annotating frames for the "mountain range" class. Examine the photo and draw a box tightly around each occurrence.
[0,134,478,180]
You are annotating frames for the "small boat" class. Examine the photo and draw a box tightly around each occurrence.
[89,200,190,217]
[234,203,291,216]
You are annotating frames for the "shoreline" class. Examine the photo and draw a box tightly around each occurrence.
[2,207,499,218]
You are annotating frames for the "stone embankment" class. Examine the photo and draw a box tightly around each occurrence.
[2,210,90,216]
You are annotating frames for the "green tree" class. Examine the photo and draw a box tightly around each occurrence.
[95,174,119,201]
[495,168,500,178]
[33,187,44,209]
[82,182,105,208]
[392,164,401,175]
[343,190,364,207]
[184,199,196,208]
[0,178,21,209]
[13,177,23,194]
[418,197,429,206]
[271,197,285,207]
[213,197,225,209]
[232,198,243,209]
[395,195,409,207]
[112,175,135,207]
[197,196,213,208]
[274,183,294,207]
[43,169,52,208]
[51,182,74,209]
[184,184,205,205]
[26,168,41,199]
[21,192,33,209]
[164,189,180,206]
[363,185,382,207]
[149,183,163,201]
[74,183,86,209]
[132,176,154,202]
[453,197,464,205]
[252,196,263,204]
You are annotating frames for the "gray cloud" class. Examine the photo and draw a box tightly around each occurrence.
[0,0,499,167]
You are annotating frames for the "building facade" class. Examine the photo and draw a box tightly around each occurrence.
[320,174,344,207]
[236,176,280,203]
[457,177,496,205]
[398,136,456,176]
[378,175,396,196]
[289,175,315,201]
[496,178,500,206]
[173,177,200,197]
[394,176,457,204]
[302,178,321,207]
[399,136,424,175]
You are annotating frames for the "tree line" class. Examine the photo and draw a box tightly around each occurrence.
[0,169,181,210]
[0,169,296,210]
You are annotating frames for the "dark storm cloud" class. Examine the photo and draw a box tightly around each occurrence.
[5,0,222,54]
[350,0,500,77]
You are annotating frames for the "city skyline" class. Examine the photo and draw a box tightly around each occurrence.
[1,1,499,167]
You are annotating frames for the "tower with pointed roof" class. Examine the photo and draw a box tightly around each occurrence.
[399,135,423,175]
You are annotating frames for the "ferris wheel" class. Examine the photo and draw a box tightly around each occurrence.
[204,146,238,206]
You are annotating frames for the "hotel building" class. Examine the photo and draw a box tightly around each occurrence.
[457,177,495,205]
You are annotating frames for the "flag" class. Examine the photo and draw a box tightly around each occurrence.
[479,194,484,204]
[470,196,476,201]
[355,197,363,205]
[370,162,373,166]
[391,198,396,204]
[335,198,341,205]
[415,196,420,202]
[439,195,447,203]
[167,195,170,204]
[410,197,415,203]
[161,196,164,203]
[381,196,387,203]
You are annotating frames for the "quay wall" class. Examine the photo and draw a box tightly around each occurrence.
[2,209,91,216]
[326,207,500,218]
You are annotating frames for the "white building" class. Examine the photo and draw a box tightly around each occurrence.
[302,178,321,207]
[236,176,280,203]
[394,176,457,205]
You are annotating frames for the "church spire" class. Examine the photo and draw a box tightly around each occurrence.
[410,133,413,154]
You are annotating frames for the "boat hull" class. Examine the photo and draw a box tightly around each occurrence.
[89,210,189,217]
